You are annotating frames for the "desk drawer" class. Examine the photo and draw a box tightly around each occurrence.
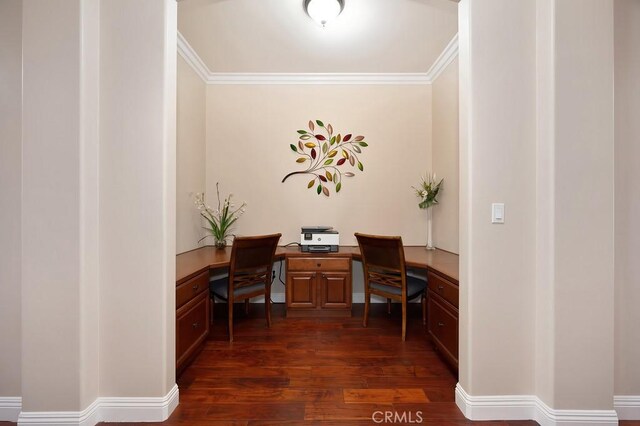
[428,295,458,366]
[428,271,458,308]
[176,271,209,309]
[288,257,350,272]
[176,292,209,367]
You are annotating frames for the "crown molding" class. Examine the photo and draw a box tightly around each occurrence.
[177,31,458,85]
[425,33,458,81]
[177,32,211,82]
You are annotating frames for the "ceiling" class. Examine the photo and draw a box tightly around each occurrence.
[178,0,458,74]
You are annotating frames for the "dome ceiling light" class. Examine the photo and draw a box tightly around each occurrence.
[304,0,345,27]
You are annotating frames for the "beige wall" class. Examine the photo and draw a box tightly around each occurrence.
[458,0,536,397]
[21,0,97,411]
[177,56,206,254]
[0,0,22,401]
[552,0,614,409]
[205,84,433,247]
[99,0,177,398]
[614,0,640,398]
[432,57,459,254]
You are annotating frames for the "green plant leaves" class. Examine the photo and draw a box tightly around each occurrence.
[316,120,324,127]
[324,159,334,166]
[322,143,328,154]
[358,162,364,171]
[290,144,298,152]
[336,182,342,192]
[358,142,368,147]
[317,184,322,195]
[297,130,307,134]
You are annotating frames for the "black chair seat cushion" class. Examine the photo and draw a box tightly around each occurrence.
[210,276,265,300]
[370,275,427,300]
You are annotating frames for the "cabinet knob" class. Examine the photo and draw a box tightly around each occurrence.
[192,322,199,329]
[317,263,321,267]
[438,285,444,291]
[193,284,199,291]
[438,322,445,327]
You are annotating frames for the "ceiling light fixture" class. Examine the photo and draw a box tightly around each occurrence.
[304,0,345,27]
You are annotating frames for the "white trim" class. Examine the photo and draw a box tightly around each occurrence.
[177,31,458,85]
[455,384,619,426]
[615,395,640,420]
[205,72,431,85]
[177,32,211,82]
[99,383,179,423]
[17,399,100,426]
[425,33,459,81]
[16,384,179,426]
[0,397,22,422]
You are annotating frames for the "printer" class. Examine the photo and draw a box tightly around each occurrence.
[300,226,339,253]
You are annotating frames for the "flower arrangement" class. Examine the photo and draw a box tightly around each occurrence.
[413,172,444,209]
[194,183,246,249]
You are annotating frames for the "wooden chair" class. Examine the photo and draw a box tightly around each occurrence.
[355,233,427,341]
[209,233,281,342]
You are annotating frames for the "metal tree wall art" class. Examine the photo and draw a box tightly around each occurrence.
[281,120,368,197]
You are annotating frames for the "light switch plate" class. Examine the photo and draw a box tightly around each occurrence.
[492,203,505,224]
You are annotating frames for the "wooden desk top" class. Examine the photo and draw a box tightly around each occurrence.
[177,246,459,285]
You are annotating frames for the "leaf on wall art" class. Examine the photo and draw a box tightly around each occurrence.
[281,120,369,197]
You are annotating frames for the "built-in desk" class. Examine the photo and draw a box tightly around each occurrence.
[176,246,459,372]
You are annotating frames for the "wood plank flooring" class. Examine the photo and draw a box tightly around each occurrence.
[114,303,537,425]
[3,303,637,425]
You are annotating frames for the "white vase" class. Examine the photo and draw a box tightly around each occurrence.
[426,207,435,250]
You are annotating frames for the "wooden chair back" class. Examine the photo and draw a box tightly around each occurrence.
[355,233,407,293]
[228,233,281,298]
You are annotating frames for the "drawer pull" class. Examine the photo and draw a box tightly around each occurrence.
[193,284,200,291]
[317,263,321,267]
[192,322,200,329]
[438,322,445,327]
[438,285,444,290]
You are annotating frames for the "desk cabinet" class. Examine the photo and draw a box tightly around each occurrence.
[176,270,210,373]
[427,270,458,371]
[286,255,352,317]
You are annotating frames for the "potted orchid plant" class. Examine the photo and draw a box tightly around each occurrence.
[194,183,246,249]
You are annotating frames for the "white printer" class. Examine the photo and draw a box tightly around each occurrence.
[300,226,339,253]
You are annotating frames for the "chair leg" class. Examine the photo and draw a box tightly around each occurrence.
[266,285,271,328]
[401,301,407,341]
[210,295,215,324]
[244,299,250,315]
[387,298,391,314]
[363,289,370,328]
[422,293,427,325]
[228,300,234,342]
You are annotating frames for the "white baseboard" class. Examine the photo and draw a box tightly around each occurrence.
[17,384,178,426]
[615,395,640,420]
[455,384,619,426]
[0,397,22,421]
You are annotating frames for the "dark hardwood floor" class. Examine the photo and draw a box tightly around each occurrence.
[2,303,637,425]
[112,303,537,425]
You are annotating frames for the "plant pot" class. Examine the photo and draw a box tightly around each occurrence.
[214,239,226,250]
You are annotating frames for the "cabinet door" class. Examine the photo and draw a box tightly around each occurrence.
[319,272,351,309]
[287,271,317,308]
[176,292,209,369]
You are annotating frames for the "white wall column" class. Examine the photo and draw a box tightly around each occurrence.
[20,0,100,417]
[0,0,23,420]
[458,0,617,423]
[98,0,177,404]
[614,0,640,420]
